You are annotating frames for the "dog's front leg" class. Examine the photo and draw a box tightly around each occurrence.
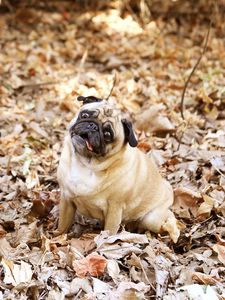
[104,205,122,235]
[54,199,76,236]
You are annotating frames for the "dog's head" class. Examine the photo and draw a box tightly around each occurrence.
[69,96,138,158]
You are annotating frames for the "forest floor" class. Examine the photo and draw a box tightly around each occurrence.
[0,1,225,299]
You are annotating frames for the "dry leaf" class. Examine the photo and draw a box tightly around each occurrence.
[192,272,220,285]
[173,187,202,218]
[0,238,15,259]
[212,244,225,265]
[69,278,92,295]
[197,194,214,219]
[95,230,148,249]
[72,252,107,277]
[135,104,175,133]
[162,210,180,243]
[1,258,33,286]
[92,277,111,295]
[137,142,151,153]
[109,282,149,300]
[70,238,96,255]
[179,284,219,300]
[107,259,120,282]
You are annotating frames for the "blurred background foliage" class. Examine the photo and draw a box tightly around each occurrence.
[1,0,224,19]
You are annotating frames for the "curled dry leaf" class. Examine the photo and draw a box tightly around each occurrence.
[215,234,225,246]
[179,284,219,300]
[92,277,111,295]
[212,244,225,265]
[29,121,49,139]
[197,194,214,220]
[95,231,148,259]
[107,259,120,282]
[97,242,144,260]
[161,210,180,243]
[1,258,33,286]
[109,281,150,300]
[173,187,202,218]
[72,252,107,278]
[95,230,148,248]
[70,237,96,256]
[135,104,175,133]
[0,237,15,260]
[69,277,92,295]
[137,142,152,153]
[192,272,221,285]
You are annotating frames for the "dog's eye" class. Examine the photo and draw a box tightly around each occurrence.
[81,112,89,118]
[104,131,111,142]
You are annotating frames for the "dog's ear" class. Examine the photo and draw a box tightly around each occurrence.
[77,96,103,105]
[122,119,138,147]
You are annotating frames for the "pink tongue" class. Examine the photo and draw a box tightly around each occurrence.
[85,140,93,151]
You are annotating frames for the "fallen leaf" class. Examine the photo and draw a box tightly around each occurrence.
[95,230,148,249]
[1,258,33,286]
[179,284,219,300]
[69,277,92,295]
[92,277,111,295]
[70,237,96,255]
[192,272,221,285]
[29,121,49,139]
[107,259,120,282]
[137,141,152,153]
[197,194,214,219]
[162,210,181,243]
[173,187,202,218]
[72,252,107,277]
[109,281,150,300]
[135,104,175,133]
[215,234,225,246]
[212,244,225,265]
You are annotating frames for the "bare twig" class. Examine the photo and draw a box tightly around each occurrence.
[175,120,187,151]
[106,72,117,100]
[180,19,212,120]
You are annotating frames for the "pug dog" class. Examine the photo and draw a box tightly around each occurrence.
[55,96,180,242]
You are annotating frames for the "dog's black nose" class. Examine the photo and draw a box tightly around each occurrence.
[87,122,98,131]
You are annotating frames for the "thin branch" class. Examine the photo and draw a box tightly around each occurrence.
[106,72,117,100]
[180,19,212,120]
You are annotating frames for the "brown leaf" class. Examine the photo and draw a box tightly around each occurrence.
[73,252,107,278]
[197,194,214,220]
[135,104,175,133]
[173,187,202,218]
[31,199,54,218]
[215,234,225,246]
[70,237,96,255]
[137,142,151,153]
[30,192,57,218]
[212,244,225,265]
[192,272,221,285]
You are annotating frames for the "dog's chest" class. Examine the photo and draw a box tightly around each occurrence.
[67,161,102,196]
[66,162,108,218]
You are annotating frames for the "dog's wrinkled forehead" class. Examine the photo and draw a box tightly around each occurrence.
[69,100,121,128]
[88,101,119,118]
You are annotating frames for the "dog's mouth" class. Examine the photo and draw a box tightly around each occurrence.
[70,121,105,156]
[79,133,94,152]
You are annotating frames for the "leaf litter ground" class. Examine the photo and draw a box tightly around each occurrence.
[0,2,225,299]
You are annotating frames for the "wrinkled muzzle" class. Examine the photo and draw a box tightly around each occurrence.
[70,120,105,155]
